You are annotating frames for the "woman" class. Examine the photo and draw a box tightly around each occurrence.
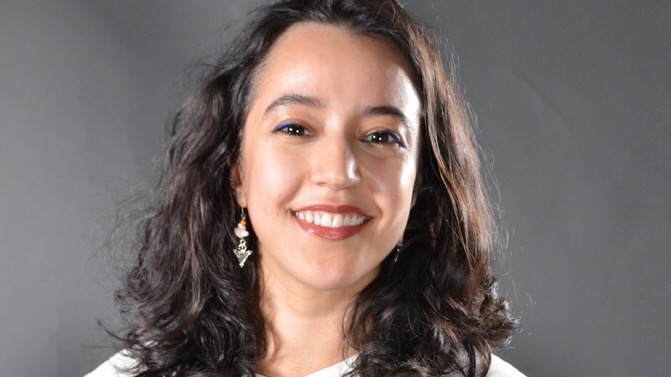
[88,0,524,376]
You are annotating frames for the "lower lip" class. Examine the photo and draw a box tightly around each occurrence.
[294,216,367,240]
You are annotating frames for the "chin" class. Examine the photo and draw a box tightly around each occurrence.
[298,262,379,293]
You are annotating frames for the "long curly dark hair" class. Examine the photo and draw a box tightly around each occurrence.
[115,0,517,376]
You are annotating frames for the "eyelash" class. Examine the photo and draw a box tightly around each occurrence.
[273,122,406,148]
[273,122,311,136]
[363,130,406,148]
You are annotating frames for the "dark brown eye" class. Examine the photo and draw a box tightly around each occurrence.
[273,122,311,136]
[364,130,405,147]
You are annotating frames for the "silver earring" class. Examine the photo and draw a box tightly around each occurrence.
[393,237,403,263]
[233,210,253,267]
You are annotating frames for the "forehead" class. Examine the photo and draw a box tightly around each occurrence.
[269,22,405,62]
[250,22,417,103]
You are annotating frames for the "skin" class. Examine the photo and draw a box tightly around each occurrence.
[233,22,421,376]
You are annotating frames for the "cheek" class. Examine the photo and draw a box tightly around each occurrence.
[242,143,305,212]
[369,155,417,206]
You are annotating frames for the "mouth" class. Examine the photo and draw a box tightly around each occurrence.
[292,205,370,240]
[294,210,368,228]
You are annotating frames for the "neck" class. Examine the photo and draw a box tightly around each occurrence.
[256,263,362,377]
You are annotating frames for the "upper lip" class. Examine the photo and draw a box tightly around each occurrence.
[293,204,369,216]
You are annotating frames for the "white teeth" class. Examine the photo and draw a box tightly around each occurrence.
[321,213,332,227]
[295,211,367,228]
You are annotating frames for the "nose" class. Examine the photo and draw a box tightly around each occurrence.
[310,138,361,190]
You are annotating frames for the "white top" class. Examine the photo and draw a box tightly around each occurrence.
[85,351,525,377]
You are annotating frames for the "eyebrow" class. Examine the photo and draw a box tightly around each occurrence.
[263,93,414,130]
[264,94,324,115]
[362,105,413,130]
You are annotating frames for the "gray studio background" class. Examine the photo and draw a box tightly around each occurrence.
[1,1,669,376]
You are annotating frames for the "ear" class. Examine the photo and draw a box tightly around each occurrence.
[230,161,247,208]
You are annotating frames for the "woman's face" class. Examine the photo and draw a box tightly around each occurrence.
[234,23,421,293]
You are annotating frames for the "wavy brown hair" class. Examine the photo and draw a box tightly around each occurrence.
[115,1,517,376]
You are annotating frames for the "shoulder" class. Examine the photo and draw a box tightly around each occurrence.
[84,351,138,377]
[485,354,526,377]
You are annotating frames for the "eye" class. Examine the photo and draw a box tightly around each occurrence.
[272,122,311,137]
[363,130,406,148]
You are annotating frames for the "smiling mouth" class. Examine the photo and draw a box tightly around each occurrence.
[293,205,371,241]
[294,211,369,228]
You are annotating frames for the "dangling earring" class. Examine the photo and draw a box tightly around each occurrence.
[233,210,253,267]
[393,237,403,263]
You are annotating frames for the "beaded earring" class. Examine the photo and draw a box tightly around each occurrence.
[233,211,253,267]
